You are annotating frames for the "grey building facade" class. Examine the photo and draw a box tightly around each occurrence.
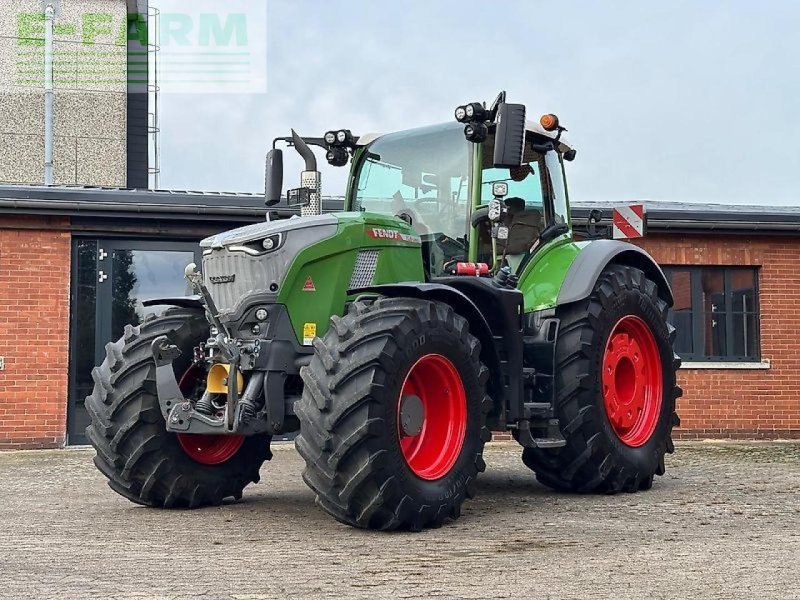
[0,0,148,187]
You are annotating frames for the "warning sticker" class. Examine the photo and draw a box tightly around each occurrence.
[302,276,316,291]
[303,322,317,346]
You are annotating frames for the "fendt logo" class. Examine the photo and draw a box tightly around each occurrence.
[12,0,267,94]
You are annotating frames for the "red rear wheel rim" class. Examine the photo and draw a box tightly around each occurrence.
[602,315,663,447]
[175,367,245,465]
[397,354,467,480]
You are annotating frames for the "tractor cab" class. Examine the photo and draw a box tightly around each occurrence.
[348,120,573,278]
[266,91,576,281]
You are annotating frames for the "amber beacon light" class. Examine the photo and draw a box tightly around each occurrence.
[540,113,560,131]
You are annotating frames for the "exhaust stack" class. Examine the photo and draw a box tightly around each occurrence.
[291,129,322,217]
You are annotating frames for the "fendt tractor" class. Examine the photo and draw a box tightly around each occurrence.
[87,92,681,531]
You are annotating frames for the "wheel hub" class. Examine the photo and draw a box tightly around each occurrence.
[399,394,425,436]
[397,354,467,481]
[602,315,663,447]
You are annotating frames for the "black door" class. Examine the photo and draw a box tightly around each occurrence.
[67,239,201,444]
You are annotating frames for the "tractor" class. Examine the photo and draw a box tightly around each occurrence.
[86,92,681,530]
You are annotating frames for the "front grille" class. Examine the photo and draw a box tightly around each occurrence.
[349,250,379,289]
[203,250,279,314]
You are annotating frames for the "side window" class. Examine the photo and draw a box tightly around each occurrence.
[481,162,545,210]
[663,266,761,361]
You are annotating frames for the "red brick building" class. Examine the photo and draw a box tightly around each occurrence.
[1,189,798,448]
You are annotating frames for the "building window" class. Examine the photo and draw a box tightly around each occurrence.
[663,266,760,362]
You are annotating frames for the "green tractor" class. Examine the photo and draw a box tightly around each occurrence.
[86,93,680,530]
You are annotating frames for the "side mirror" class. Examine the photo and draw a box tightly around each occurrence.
[493,103,526,168]
[264,148,283,207]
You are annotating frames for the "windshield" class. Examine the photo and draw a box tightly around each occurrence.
[353,123,471,276]
[351,122,570,276]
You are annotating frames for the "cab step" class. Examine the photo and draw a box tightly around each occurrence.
[512,418,566,449]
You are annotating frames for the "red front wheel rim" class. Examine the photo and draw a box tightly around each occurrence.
[602,315,663,447]
[175,367,245,465]
[397,354,467,480]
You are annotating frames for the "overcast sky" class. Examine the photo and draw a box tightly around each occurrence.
[156,0,800,207]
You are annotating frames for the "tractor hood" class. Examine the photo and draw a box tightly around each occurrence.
[200,213,338,249]
[200,214,339,317]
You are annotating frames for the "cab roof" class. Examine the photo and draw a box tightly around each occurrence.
[356,119,573,153]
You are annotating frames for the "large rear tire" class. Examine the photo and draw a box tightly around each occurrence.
[85,307,272,508]
[296,298,491,530]
[521,264,681,493]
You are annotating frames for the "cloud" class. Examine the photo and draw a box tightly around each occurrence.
[155,0,800,206]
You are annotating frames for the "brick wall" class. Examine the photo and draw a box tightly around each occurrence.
[0,218,797,449]
[637,234,800,439]
[0,215,70,449]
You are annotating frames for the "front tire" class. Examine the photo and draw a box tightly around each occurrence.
[522,264,681,493]
[296,298,491,530]
[85,308,272,508]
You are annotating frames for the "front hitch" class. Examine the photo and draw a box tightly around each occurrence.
[151,336,271,436]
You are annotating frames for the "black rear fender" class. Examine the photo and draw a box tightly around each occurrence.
[557,240,673,307]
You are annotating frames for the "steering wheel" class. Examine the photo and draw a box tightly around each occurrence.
[413,197,442,213]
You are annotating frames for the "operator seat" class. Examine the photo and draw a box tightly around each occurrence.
[500,197,543,256]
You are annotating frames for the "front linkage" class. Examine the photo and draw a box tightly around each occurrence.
[151,263,273,437]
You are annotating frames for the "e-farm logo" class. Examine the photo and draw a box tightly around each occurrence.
[12,1,267,94]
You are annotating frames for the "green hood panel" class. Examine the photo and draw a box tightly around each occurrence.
[277,212,424,344]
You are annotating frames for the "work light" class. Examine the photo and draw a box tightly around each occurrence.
[492,182,508,198]
[464,122,487,143]
[465,102,487,122]
[326,147,349,167]
[324,131,337,145]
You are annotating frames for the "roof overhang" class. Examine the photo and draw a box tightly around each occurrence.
[2,186,797,237]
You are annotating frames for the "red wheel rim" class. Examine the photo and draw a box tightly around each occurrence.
[175,367,245,465]
[397,354,467,480]
[602,315,663,447]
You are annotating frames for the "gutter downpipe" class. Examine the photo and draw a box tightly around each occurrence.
[43,2,55,185]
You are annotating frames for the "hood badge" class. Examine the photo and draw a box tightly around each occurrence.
[209,274,236,284]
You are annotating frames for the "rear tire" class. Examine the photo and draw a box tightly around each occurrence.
[521,264,681,493]
[85,307,272,508]
[296,297,491,530]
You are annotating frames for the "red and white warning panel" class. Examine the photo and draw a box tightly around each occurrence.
[612,204,646,240]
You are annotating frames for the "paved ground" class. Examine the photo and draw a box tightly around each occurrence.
[0,442,798,600]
